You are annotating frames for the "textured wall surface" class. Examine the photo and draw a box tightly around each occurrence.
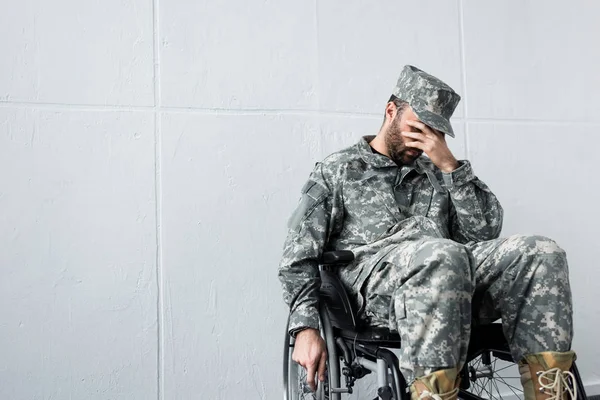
[1,0,599,399]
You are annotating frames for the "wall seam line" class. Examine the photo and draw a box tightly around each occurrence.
[3,101,600,126]
[458,0,470,159]
[314,0,323,156]
[152,0,164,398]
[0,101,154,111]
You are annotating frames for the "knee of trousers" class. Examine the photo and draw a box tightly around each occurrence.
[505,234,569,278]
[411,239,476,289]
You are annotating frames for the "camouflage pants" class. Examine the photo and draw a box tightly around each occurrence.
[360,234,573,380]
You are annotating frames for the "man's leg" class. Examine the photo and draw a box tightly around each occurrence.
[361,237,475,399]
[467,234,575,400]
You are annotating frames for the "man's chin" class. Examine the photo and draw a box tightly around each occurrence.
[390,149,421,165]
[401,154,420,164]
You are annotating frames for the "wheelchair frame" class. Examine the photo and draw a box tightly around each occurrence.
[284,304,406,400]
[283,251,588,400]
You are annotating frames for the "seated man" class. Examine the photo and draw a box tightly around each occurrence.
[278,65,575,400]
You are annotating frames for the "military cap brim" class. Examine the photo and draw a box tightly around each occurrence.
[413,109,455,138]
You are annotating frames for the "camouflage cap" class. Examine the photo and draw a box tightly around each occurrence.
[392,65,461,138]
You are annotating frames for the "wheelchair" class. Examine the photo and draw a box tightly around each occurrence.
[283,251,589,400]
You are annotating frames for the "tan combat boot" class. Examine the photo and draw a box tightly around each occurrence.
[518,351,577,400]
[409,368,459,400]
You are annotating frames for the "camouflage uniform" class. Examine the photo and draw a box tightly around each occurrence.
[278,65,573,382]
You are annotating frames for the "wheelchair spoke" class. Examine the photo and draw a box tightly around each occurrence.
[493,374,523,397]
[480,377,493,400]
[490,372,503,400]
[475,381,486,398]
[489,376,497,400]
[462,350,527,400]
[473,379,486,397]
[492,356,523,400]
[491,358,501,399]
[490,363,516,374]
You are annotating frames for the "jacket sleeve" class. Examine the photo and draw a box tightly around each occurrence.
[444,160,504,243]
[278,163,333,336]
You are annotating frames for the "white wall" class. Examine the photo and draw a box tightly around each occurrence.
[0,1,598,399]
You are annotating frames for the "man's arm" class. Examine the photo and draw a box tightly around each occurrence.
[444,161,504,243]
[402,120,504,243]
[278,163,333,335]
[279,163,335,391]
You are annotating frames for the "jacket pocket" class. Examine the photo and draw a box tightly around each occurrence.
[410,184,433,217]
[391,291,406,321]
[287,180,329,231]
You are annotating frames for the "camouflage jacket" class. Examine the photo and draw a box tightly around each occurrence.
[278,135,504,334]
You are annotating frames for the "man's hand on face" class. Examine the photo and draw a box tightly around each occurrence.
[402,120,459,173]
[292,328,328,392]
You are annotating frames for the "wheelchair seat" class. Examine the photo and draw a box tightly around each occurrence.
[319,250,401,347]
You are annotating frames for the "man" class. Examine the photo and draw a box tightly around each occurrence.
[278,65,575,400]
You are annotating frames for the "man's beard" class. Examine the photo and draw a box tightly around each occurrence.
[385,120,422,166]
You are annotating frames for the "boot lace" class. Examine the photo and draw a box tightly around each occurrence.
[537,368,577,400]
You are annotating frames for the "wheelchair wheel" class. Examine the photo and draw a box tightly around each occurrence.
[459,347,523,400]
[459,324,588,400]
[283,307,341,400]
[460,350,588,400]
[286,352,331,400]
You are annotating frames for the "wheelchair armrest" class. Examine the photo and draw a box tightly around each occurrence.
[321,250,355,265]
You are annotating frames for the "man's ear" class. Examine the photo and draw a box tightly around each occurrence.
[384,102,396,124]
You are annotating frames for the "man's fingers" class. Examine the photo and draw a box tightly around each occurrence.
[306,363,317,391]
[405,120,444,139]
[405,120,434,136]
[405,141,427,151]
[318,352,327,382]
[401,131,428,141]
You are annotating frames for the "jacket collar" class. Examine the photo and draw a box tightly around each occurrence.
[357,135,397,169]
[358,135,427,170]
[357,136,445,192]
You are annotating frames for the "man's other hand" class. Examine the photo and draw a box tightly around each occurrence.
[292,328,328,392]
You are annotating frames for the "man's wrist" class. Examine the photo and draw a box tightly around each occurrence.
[440,159,459,173]
[295,327,319,339]
[442,160,474,189]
